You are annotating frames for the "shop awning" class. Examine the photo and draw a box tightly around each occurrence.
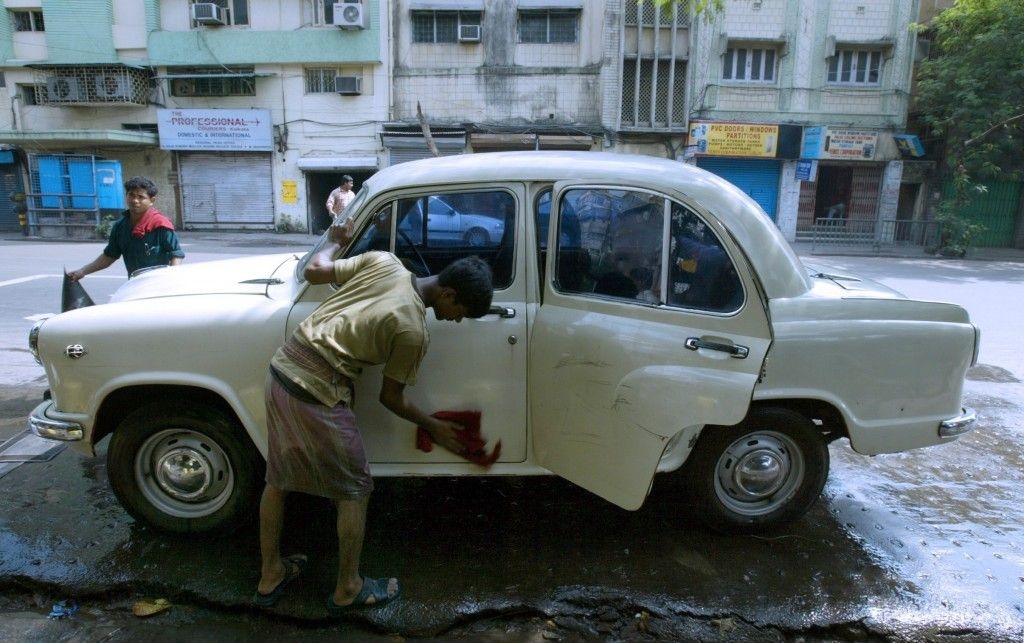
[0,129,158,149]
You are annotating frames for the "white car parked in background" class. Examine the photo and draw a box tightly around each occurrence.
[28,151,979,534]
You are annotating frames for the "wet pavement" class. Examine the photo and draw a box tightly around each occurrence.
[1,232,1022,641]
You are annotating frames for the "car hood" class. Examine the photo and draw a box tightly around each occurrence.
[110,252,302,302]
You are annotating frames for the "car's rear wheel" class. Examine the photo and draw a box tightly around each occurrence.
[465,228,489,247]
[684,407,828,533]
[107,401,264,534]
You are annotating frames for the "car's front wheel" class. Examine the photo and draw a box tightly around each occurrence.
[684,407,829,533]
[107,401,264,534]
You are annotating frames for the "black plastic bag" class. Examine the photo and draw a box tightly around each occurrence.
[61,272,95,312]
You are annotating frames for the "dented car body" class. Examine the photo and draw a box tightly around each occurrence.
[28,152,979,534]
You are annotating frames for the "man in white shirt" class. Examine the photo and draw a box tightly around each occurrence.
[326,175,355,221]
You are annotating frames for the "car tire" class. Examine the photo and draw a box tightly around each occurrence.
[107,401,264,534]
[465,228,489,247]
[684,407,829,533]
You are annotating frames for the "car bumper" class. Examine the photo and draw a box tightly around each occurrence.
[938,407,976,439]
[28,400,84,441]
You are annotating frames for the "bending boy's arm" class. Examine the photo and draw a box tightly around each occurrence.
[303,218,355,284]
[379,376,466,456]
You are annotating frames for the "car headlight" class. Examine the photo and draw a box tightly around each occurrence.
[29,319,44,364]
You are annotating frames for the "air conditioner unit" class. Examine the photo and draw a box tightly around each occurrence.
[94,74,130,100]
[171,78,198,96]
[458,24,481,43]
[46,76,84,101]
[333,1,368,30]
[191,2,227,25]
[334,75,363,95]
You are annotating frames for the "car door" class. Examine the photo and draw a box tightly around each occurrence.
[292,186,529,465]
[529,183,772,510]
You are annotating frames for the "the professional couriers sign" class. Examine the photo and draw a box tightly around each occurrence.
[157,109,274,151]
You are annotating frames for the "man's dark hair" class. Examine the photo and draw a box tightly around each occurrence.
[438,256,493,318]
[124,176,158,198]
[341,175,354,185]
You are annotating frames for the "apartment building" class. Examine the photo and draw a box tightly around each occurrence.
[0,0,925,241]
[0,0,386,235]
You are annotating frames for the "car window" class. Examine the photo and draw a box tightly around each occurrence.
[668,203,742,312]
[350,190,516,290]
[551,188,741,312]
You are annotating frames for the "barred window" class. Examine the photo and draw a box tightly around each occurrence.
[305,68,337,93]
[412,11,481,43]
[169,67,255,97]
[827,49,882,86]
[723,47,777,83]
[518,10,578,44]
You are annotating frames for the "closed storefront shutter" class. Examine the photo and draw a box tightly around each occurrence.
[179,152,273,228]
[696,158,781,220]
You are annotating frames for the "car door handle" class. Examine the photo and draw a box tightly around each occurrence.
[685,337,749,359]
[488,306,516,318]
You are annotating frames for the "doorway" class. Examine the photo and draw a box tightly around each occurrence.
[306,170,375,233]
[814,166,852,220]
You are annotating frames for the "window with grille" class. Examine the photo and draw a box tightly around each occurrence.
[412,11,481,43]
[624,1,689,27]
[622,58,687,130]
[723,47,777,83]
[191,0,248,26]
[827,48,882,86]
[11,9,44,32]
[518,10,578,44]
[305,68,338,93]
[169,68,255,97]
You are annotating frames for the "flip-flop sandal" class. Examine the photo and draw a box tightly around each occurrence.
[325,576,400,615]
[253,554,307,607]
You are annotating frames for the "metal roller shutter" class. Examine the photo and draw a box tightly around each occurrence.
[696,157,781,220]
[179,152,274,228]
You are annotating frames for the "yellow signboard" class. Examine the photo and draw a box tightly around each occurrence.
[689,121,779,158]
[281,180,298,204]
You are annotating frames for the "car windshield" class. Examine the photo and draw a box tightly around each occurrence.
[295,186,369,283]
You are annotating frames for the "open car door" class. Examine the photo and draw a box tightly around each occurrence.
[529,182,772,509]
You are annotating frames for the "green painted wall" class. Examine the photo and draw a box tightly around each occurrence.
[0,2,13,63]
[41,0,117,63]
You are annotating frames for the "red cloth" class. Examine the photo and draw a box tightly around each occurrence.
[131,207,175,239]
[416,410,501,469]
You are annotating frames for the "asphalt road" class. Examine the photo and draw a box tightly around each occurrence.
[0,233,1021,641]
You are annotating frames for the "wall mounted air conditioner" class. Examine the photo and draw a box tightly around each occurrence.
[335,75,363,95]
[94,74,130,99]
[47,77,84,101]
[192,3,227,25]
[458,24,481,43]
[333,1,368,30]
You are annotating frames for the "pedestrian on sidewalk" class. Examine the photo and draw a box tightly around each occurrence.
[326,175,356,222]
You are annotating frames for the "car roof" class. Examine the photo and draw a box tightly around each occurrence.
[363,151,810,298]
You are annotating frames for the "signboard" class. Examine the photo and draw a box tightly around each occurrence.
[157,109,273,151]
[801,126,877,160]
[894,134,925,158]
[281,180,298,204]
[795,159,818,182]
[689,121,779,158]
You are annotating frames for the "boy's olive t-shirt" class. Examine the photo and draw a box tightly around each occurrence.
[272,252,428,407]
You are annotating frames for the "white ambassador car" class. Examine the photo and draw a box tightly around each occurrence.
[28,151,979,534]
